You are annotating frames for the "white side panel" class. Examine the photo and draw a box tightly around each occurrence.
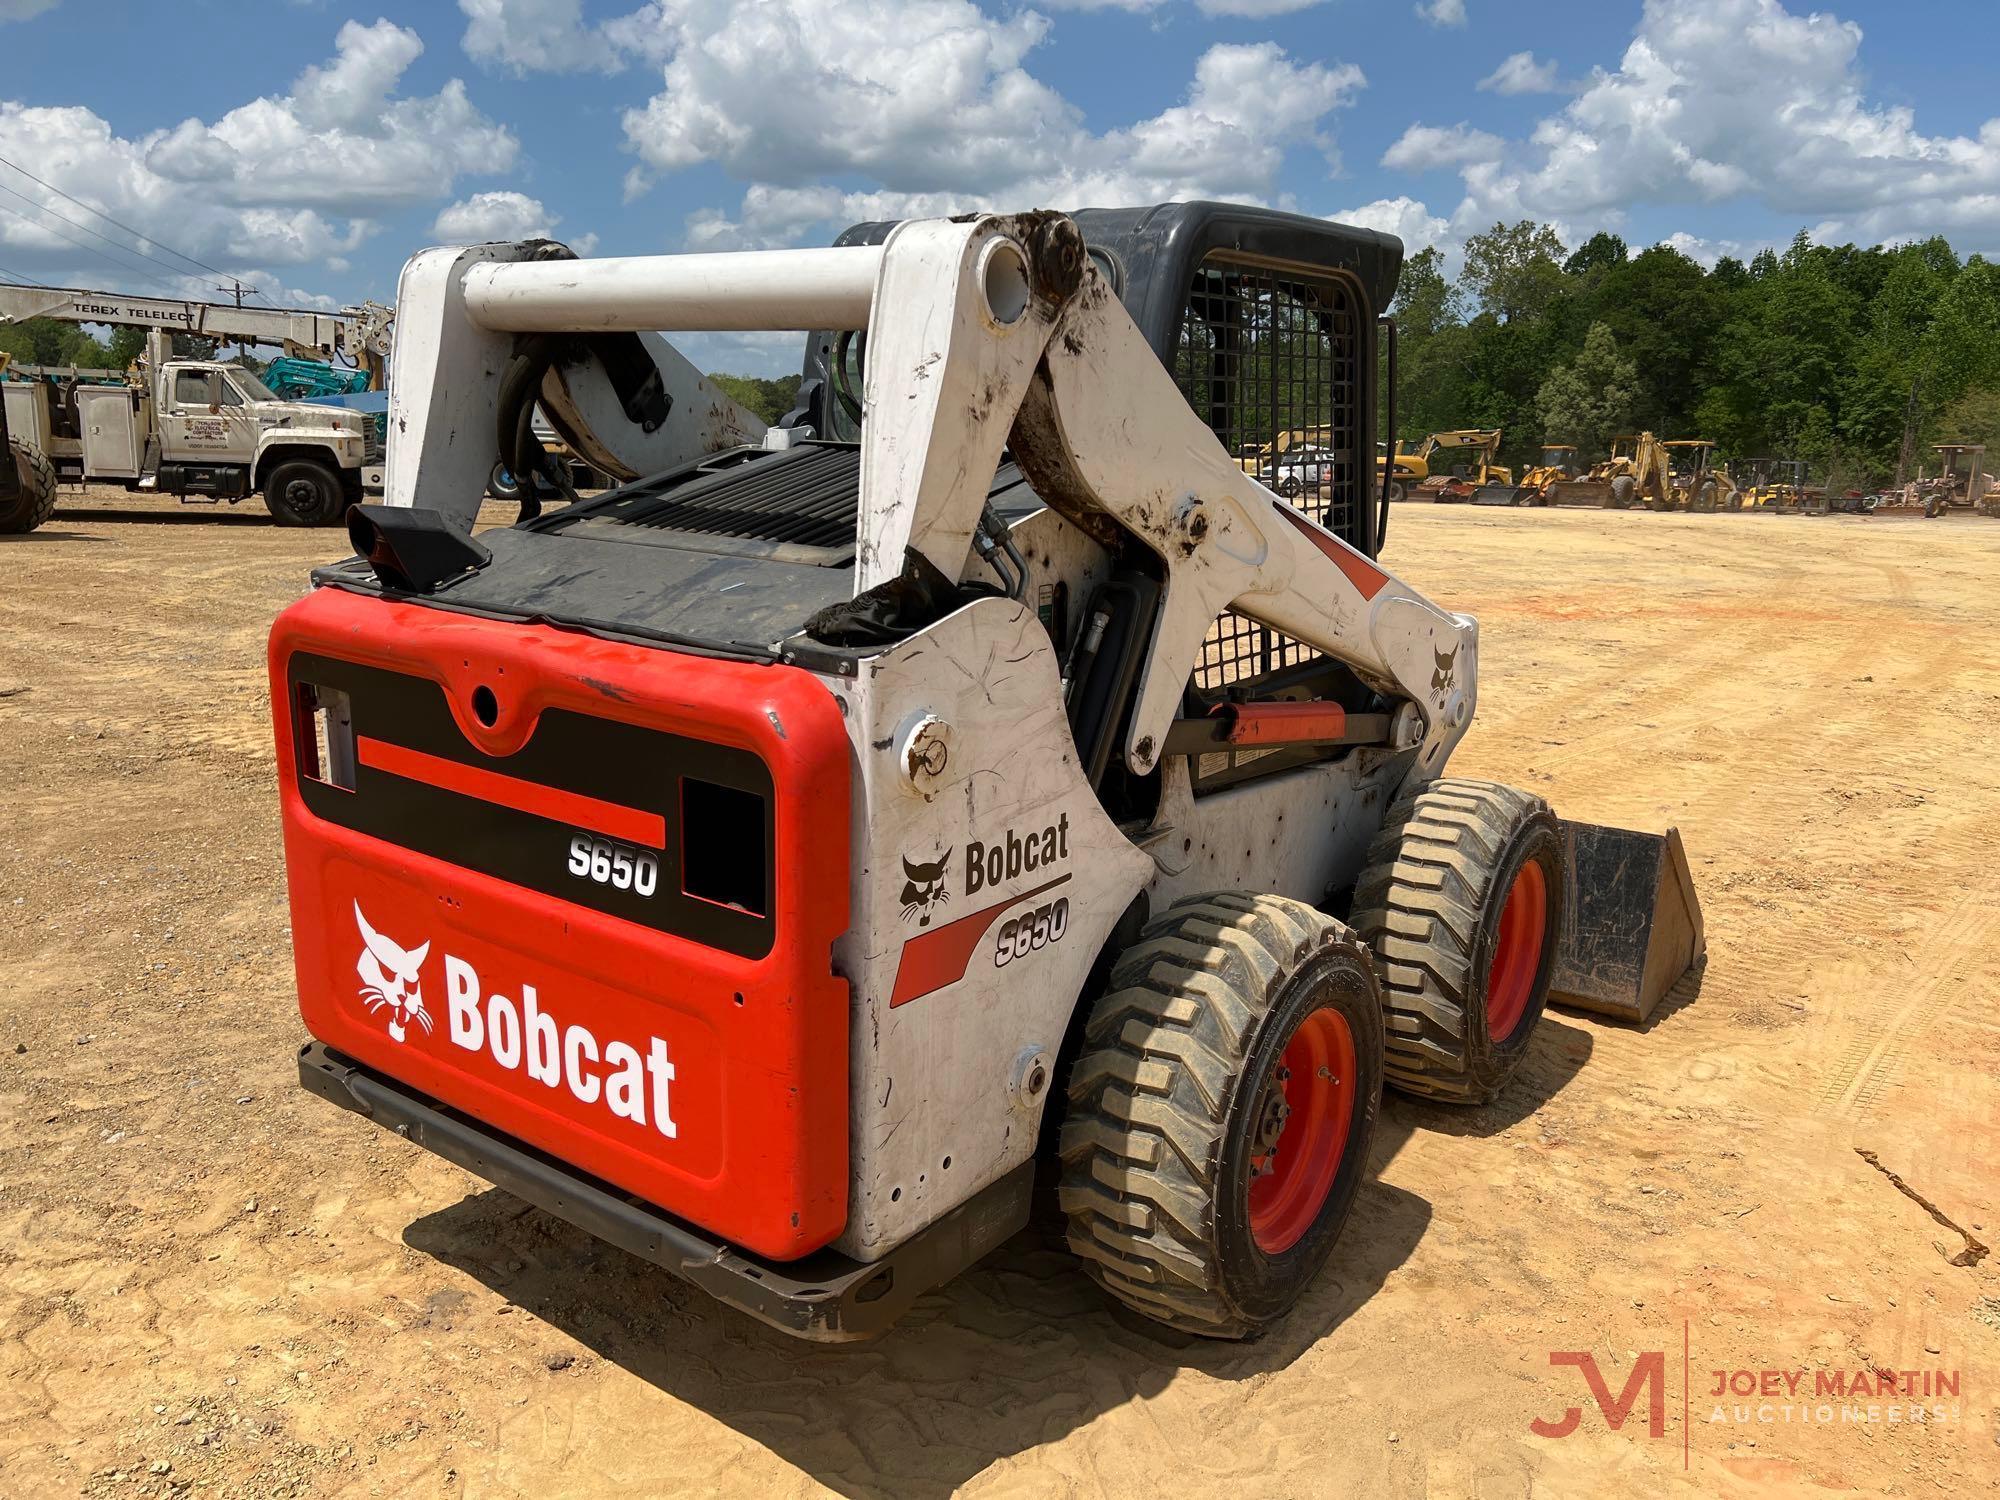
[1141,750,1412,913]
[3,383,43,455]
[76,387,140,478]
[830,598,1153,1261]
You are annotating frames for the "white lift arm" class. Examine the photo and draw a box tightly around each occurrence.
[391,214,1475,775]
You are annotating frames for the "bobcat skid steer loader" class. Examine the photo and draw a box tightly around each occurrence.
[271,205,1702,1342]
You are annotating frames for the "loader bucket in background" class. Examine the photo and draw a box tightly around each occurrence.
[1547,821,1705,1026]
[1471,483,1521,506]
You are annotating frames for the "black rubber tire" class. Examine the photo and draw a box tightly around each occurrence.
[1059,893,1384,1339]
[1,438,58,534]
[1606,475,1635,510]
[1352,778,1566,1105]
[262,458,346,527]
[487,460,522,503]
[1386,479,1407,504]
[1691,480,1718,513]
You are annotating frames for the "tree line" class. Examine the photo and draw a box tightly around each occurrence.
[1391,223,2000,490]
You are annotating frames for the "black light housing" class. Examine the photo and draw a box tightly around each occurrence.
[346,504,492,594]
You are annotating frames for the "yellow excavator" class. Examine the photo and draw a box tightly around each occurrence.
[1380,429,1513,503]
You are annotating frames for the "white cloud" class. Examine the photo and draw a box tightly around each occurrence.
[1333,196,1454,255]
[1416,0,1466,27]
[605,2,1363,246]
[433,190,556,240]
[1478,51,1561,95]
[459,0,624,74]
[0,0,60,19]
[1657,229,1770,267]
[432,190,600,254]
[1194,0,1330,15]
[1389,0,2000,254]
[0,19,512,301]
[1382,123,1504,173]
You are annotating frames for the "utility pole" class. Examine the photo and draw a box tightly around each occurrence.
[214,279,258,309]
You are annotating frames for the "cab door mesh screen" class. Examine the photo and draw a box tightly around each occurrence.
[1171,256,1362,696]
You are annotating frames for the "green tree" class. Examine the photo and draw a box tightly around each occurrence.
[0,315,113,368]
[708,372,802,426]
[1535,322,1638,454]
[1459,221,1569,324]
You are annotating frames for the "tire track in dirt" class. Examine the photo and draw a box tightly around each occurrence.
[1813,883,1999,1118]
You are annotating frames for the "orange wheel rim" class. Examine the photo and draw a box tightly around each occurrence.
[1486,860,1548,1043]
[1247,1007,1358,1254]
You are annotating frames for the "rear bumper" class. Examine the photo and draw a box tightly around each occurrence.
[300,1042,1033,1342]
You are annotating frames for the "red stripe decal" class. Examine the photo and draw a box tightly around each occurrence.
[890,873,1072,1008]
[1215,700,1348,745]
[357,736,667,849]
[1276,505,1390,600]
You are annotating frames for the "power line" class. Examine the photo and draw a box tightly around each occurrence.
[0,200,196,295]
[0,150,239,287]
[0,178,197,292]
[0,259,32,283]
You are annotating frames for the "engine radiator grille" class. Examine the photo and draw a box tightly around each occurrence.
[582,443,863,556]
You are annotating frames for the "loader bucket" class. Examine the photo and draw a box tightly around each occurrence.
[1471,483,1521,507]
[1547,821,1705,1026]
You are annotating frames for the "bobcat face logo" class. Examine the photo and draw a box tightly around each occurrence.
[899,852,951,927]
[1431,645,1458,703]
[354,901,433,1042]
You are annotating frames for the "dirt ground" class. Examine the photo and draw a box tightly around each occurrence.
[2,487,1997,1499]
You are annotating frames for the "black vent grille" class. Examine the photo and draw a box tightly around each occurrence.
[1173,255,1362,695]
[582,443,862,555]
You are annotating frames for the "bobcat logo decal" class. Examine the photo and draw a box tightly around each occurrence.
[1431,644,1458,704]
[899,852,951,927]
[354,901,433,1042]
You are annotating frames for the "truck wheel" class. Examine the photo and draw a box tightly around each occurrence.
[1352,779,1565,1105]
[488,460,522,503]
[1386,479,1407,504]
[1059,893,1384,1339]
[263,459,347,527]
[1606,475,1635,509]
[2,438,58,534]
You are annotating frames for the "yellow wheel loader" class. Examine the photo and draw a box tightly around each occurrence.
[1512,444,1580,506]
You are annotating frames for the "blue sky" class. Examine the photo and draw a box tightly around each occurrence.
[2,0,1997,371]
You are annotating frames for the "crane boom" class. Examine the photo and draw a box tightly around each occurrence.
[0,282,390,369]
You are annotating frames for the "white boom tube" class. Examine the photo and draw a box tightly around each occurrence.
[461,246,885,334]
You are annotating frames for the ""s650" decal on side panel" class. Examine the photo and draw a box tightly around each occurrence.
[568,833,660,897]
[994,897,1069,967]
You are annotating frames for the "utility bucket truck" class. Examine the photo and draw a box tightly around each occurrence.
[0,284,390,530]
[270,205,1704,1342]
